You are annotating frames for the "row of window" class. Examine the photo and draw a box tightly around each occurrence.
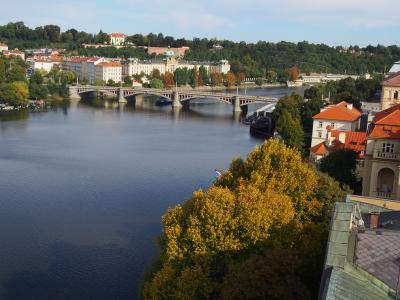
[318,121,335,129]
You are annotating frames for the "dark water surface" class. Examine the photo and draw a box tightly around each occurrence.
[0,87,303,299]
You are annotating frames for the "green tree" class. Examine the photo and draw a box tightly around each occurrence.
[0,81,29,105]
[320,149,359,191]
[221,249,311,300]
[150,78,164,89]
[7,64,27,82]
[29,83,48,99]
[276,111,304,151]
[174,68,189,86]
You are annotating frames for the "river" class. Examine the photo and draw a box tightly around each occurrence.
[0,87,304,300]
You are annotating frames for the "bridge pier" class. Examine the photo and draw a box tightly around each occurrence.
[69,86,81,99]
[118,88,127,103]
[233,96,242,113]
[172,91,182,108]
[134,94,144,108]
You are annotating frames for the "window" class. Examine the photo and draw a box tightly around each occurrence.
[318,131,322,138]
[319,121,323,128]
[331,122,335,129]
[395,91,399,100]
[382,143,394,153]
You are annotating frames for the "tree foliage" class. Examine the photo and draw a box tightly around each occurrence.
[142,140,347,299]
[320,148,359,191]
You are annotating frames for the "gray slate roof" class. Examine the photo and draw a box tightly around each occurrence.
[356,230,400,290]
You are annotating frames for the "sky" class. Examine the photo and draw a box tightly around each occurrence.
[1,0,400,46]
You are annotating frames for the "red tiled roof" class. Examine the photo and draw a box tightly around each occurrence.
[310,142,328,155]
[96,61,121,67]
[310,130,366,157]
[374,104,400,126]
[330,130,367,153]
[368,104,400,139]
[312,101,361,122]
[108,33,127,38]
[382,72,400,87]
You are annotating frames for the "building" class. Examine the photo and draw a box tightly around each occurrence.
[123,56,230,77]
[26,55,63,73]
[0,42,8,52]
[108,33,127,46]
[380,72,400,111]
[362,104,400,200]
[301,73,359,84]
[388,61,400,75]
[94,61,122,83]
[309,128,366,163]
[311,101,362,147]
[62,57,107,83]
[146,46,190,58]
[3,49,25,60]
[319,197,400,300]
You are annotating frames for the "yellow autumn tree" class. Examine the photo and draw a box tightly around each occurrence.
[142,139,346,299]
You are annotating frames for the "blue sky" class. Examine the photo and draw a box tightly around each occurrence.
[2,0,400,46]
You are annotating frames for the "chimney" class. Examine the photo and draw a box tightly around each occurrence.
[338,132,346,144]
[347,103,353,110]
[370,213,379,229]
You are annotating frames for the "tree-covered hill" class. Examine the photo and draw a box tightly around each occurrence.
[1,22,399,77]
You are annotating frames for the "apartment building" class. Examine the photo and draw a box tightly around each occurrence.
[94,61,122,83]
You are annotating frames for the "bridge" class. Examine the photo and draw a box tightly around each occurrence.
[69,85,278,112]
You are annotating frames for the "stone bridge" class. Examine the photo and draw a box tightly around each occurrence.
[69,85,278,112]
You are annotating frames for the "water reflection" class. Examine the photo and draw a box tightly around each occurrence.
[0,87,303,300]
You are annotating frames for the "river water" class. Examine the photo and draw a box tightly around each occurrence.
[0,87,303,300]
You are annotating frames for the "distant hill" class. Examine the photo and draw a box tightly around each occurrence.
[1,21,399,78]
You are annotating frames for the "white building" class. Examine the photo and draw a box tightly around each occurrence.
[311,101,362,147]
[94,61,122,83]
[388,61,400,75]
[301,73,359,84]
[108,33,127,46]
[0,42,8,52]
[27,55,62,73]
[123,56,230,77]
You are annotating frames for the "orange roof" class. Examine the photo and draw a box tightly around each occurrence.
[312,101,361,122]
[374,104,400,126]
[368,104,400,139]
[330,130,367,153]
[382,72,400,87]
[310,130,366,157]
[96,61,121,67]
[310,142,328,155]
[108,33,127,38]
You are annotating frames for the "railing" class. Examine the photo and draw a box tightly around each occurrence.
[375,191,393,199]
[373,151,400,160]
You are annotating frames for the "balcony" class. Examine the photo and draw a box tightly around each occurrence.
[373,151,400,160]
[374,191,393,199]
